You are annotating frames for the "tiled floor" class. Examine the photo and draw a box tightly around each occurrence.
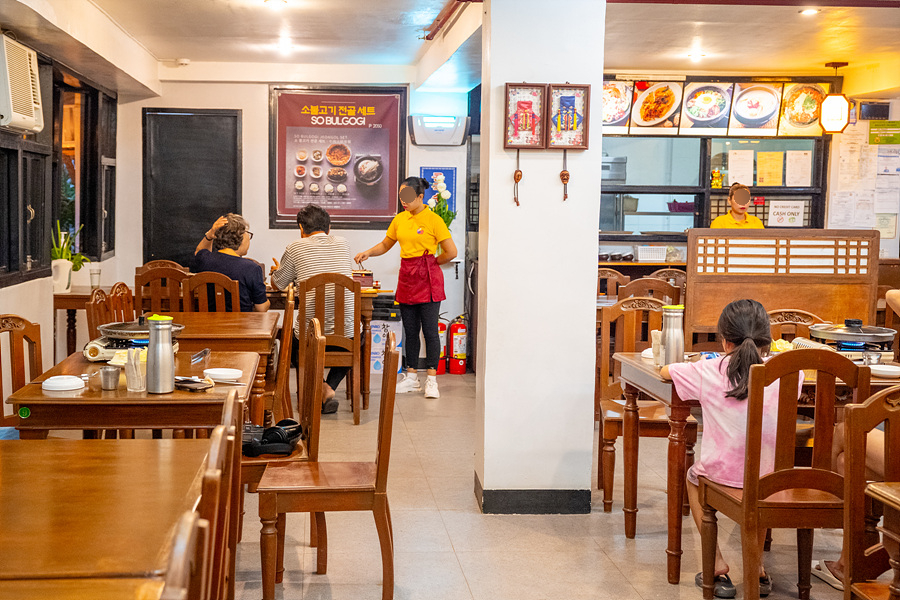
[234,373,848,600]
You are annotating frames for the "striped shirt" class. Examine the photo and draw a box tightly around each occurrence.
[270,233,355,338]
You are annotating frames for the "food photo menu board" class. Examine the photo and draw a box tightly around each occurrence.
[601,81,633,135]
[727,83,784,137]
[778,83,830,136]
[628,82,683,135]
[679,82,734,136]
[270,87,406,229]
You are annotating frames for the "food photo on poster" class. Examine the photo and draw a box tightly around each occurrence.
[728,82,783,136]
[679,82,733,136]
[629,81,683,135]
[270,86,407,228]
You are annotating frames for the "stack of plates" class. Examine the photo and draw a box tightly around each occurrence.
[203,368,243,383]
[41,376,85,391]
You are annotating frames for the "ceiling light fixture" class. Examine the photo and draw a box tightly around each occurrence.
[277,36,293,54]
[820,61,851,134]
[799,8,820,15]
[688,53,705,63]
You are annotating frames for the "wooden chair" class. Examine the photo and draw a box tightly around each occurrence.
[618,277,681,304]
[768,309,827,342]
[160,510,210,600]
[843,385,898,600]
[0,315,43,429]
[257,330,400,600]
[198,424,237,600]
[595,297,698,528]
[885,295,900,362]
[138,259,189,274]
[220,390,242,600]
[269,283,295,422]
[184,271,240,313]
[135,266,191,313]
[650,268,686,301]
[295,274,363,424]
[598,267,630,297]
[86,289,113,340]
[699,349,871,600]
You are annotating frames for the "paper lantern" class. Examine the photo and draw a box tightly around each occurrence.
[819,94,851,134]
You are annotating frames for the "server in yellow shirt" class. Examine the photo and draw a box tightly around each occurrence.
[355,177,458,399]
[710,183,764,229]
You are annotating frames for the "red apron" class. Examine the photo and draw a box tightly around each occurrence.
[396,252,445,304]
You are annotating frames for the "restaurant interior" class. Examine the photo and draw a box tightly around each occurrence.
[2,0,900,599]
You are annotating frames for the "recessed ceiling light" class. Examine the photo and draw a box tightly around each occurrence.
[688,53,705,63]
[799,8,820,15]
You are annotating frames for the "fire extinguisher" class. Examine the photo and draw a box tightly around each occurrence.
[448,315,468,375]
[437,319,448,375]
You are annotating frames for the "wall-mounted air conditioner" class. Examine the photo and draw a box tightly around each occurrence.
[0,35,44,133]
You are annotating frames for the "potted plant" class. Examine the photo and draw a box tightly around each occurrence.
[50,221,90,293]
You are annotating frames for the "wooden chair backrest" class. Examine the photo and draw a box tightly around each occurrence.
[138,260,188,274]
[160,510,209,600]
[618,277,681,305]
[300,318,326,462]
[0,315,43,428]
[649,268,686,289]
[843,385,899,591]
[744,349,871,502]
[598,297,665,401]
[295,273,361,350]
[597,267,630,297]
[767,309,827,341]
[86,289,112,340]
[275,284,295,420]
[108,282,136,322]
[885,300,900,362]
[135,267,191,313]
[375,331,400,494]
[198,425,230,600]
[184,271,240,313]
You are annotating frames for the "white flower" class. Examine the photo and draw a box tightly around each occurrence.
[436,183,447,192]
[427,197,437,208]
[440,190,451,200]
[434,174,445,183]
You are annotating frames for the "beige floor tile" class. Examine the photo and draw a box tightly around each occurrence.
[427,476,481,512]
[441,511,605,553]
[387,476,439,510]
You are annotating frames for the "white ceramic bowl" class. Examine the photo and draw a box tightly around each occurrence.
[203,368,243,381]
[870,364,900,379]
[42,375,86,391]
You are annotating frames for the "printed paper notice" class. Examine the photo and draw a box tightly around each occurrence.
[756,152,783,186]
[727,150,754,187]
[853,191,876,228]
[785,151,812,187]
[876,214,898,239]
[828,192,854,228]
[767,200,804,227]
[875,188,900,213]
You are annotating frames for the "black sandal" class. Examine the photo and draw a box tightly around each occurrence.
[695,572,737,599]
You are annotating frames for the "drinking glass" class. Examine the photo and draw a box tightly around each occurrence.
[89,266,101,289]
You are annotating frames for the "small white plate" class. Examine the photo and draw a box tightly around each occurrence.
[42,375,86,391]
[870,364,900,379]
[641,348,654,359]
[203,368,242,382]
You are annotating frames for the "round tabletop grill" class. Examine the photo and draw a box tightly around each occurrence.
[808,319,896,352]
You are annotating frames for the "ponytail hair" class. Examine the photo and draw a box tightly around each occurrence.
[400,176,429,197]
[717,299,771,400]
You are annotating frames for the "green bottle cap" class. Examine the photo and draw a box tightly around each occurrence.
[18,406,30,419]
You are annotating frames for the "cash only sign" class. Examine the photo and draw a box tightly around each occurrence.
[270,86,407,229]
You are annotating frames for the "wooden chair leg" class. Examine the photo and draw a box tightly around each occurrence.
[373,495,394,600]
[741,520,761,600]
[259,493,277,600]
[119,429,135,439]
[310,512,317,547]
[238,484,245,543]
[683,436,696,517]
[315,512,328,574]
[797,528,814,600]
[352,365,361,425]
[700,505,718,600]
[275,512,286,584]
[601,434,616,512]
[763,528,772,552]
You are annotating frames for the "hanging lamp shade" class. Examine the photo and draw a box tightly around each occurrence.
[819,93,851,134]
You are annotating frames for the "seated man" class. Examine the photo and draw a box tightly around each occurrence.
[270,204,354,414]
[194,214,270,312]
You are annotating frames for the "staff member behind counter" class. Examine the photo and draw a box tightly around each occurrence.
[710,183,764,229]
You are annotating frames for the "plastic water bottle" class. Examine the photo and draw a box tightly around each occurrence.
[662,305,685,366]
[147,314,175,394]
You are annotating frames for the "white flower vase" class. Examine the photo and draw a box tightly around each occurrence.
[51,259,73,293]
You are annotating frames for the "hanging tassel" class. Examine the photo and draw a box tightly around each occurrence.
[513,149,522,206]
[560,149,570,201]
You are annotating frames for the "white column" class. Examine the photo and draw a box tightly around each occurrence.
[475,0,606,513]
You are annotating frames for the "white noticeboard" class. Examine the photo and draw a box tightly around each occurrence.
[766,200,805,227]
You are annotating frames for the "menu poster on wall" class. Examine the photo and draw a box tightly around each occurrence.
[270,87,406,229]
[785,151,813,187]
[629,82,683,136]
[756,152,784,186]
[777,83,830,137]
[602,81,633,135]
[727,83,783,137]
[679,83,733,136]
[727,149,755,187]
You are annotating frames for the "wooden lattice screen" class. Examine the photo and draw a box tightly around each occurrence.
[684,229,880,347]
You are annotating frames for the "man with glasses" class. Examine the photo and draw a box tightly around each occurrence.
[194,214,270,312]
[710,183,765,229]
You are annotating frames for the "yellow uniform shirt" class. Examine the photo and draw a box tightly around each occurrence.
[386,208,451,258]
[710,212,765,229]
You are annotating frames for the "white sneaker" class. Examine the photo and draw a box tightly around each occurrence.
[424,378,440,399]
[395,374,421,393]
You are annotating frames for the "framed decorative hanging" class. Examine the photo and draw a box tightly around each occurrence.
[546,83,591,150]
[504,83,547,149]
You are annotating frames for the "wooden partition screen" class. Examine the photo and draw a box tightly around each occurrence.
[684,229,880,348]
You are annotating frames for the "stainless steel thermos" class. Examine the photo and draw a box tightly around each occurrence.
[147,314,175,394]
[661,305,685,366]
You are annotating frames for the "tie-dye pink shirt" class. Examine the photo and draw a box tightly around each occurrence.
[668,356,797,488]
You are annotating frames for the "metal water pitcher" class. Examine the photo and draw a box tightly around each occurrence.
[662,305,685,366]
[147,314,175,394]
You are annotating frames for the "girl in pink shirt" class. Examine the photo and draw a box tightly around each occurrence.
[661,299,784,599]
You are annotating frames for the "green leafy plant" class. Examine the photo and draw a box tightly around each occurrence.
[51,220,90,271]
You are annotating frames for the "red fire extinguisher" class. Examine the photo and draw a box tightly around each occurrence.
[437,320,448,375]
[448,315,468,375]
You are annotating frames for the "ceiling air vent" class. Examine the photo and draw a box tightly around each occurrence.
[0,35,44,133]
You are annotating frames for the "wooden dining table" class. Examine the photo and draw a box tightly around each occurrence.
[0,438,208,583]
[613,351,900,585]
[7,351,258,438]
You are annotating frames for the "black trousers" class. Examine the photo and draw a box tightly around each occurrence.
[399,301,441,371]
[291,336,350,390]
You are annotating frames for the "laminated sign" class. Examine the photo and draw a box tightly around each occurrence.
[767,200,805,227]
